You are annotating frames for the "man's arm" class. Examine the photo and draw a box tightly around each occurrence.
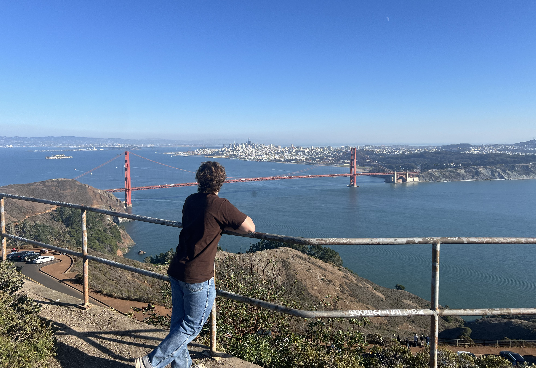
[238,216,255,233]
[224,216,255,234]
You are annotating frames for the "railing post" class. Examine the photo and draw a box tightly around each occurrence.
[81,209,90,307]
[210,264,218,355]
[1,196,6,261]
[430,241,440,368]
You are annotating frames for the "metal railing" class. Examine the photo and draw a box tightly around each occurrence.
[2,193,536,368]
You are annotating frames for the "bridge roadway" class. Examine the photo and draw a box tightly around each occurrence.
[105,172,394,192]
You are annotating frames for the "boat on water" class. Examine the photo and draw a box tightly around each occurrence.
[46,154,73,159]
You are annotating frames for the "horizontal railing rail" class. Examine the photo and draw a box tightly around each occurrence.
[2,193,536,368]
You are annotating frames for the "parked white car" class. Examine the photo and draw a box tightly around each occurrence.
[32,255,55,264]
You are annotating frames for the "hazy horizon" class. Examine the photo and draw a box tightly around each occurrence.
[1,134,535,148]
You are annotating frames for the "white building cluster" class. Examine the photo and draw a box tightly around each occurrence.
[190,142,352,165]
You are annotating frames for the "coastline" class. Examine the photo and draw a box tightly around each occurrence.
[197,152,536,184]
[419,164,536,182]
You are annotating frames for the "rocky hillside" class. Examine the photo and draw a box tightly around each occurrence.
[215,248,462,339]
[0,178,126,224]
[420,164,536,182]
[0,179,133,254]
[465,317,536,340]
[216,249,536,341]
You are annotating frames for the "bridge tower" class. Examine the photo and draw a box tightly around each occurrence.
[349,147,357,187]
[124,151,132,207]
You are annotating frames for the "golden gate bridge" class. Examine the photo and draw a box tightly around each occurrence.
[74,149,418,207]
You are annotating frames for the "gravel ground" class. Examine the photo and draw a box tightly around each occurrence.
[22,280,260,368]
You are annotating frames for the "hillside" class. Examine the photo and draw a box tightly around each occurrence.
[0,178,126,223]
[0,179,133,254]
[215,248,460,338]
[66,246,461,339]
[420,164,536,182]
[3,179,533,343]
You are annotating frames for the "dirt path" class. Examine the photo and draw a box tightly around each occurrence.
[38,252,173,321]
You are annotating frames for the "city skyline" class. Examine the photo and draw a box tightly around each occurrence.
[1,1,535,146]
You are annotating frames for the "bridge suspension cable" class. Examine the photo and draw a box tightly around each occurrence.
[95,149,419,207]
[129,152,196,174]
[73,153,123,180]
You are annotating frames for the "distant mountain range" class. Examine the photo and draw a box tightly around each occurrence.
[0,135,196,147]
[1,135,536,149]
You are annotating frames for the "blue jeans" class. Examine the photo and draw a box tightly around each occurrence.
[141,277,216,368]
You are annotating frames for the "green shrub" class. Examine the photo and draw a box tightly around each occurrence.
[247,239,343,267]
[0,262,55,367]
[12,206,124,255]
[363,343,428,368]
[51,206,122,253]
[195,254,368,367]
[145,248,175,265]
[0,261,24,294]
[459,326,473,341]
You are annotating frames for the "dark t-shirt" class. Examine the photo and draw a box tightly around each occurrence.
[167,192,247,283]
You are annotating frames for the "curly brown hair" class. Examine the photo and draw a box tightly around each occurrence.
[196,161,227,193]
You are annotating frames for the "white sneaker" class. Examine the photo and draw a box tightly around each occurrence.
[134,356,144,368]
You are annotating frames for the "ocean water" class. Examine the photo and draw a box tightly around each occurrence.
[1,147,535,311]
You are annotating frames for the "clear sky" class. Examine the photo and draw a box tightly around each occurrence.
[1,1,535,146]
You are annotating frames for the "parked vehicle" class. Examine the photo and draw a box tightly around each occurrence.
[21,251,40,262]
[6,252,22,261]
[7,251,33,261]
[32,255,55,264]
[23,252,40,262]
[499,351,525,366]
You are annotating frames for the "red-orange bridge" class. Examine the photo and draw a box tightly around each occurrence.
[81,149,418,207]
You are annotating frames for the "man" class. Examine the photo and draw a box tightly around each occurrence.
[136,161,255,368]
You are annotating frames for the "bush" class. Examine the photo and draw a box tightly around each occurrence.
[459,326,473,341]
[196,254,368,367]
[0,261,56,367]
[51,206,122,253]
[145,248,175,265]
[12,207,124,255]
[0,261,24,294]
[247,239,343,267]
[363,343,428,368]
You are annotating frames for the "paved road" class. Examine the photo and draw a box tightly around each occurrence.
[13,259,106,307]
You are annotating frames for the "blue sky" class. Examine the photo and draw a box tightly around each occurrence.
[1,1,535,146]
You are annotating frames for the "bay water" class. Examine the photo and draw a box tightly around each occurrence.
[1,147,535,312]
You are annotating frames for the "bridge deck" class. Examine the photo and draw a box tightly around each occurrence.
[105,172,401,192]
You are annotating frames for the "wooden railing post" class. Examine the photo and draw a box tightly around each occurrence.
[210,264,218,355]
[81,209,90,307]
[1,197,6,261]
[430,241,440,368]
